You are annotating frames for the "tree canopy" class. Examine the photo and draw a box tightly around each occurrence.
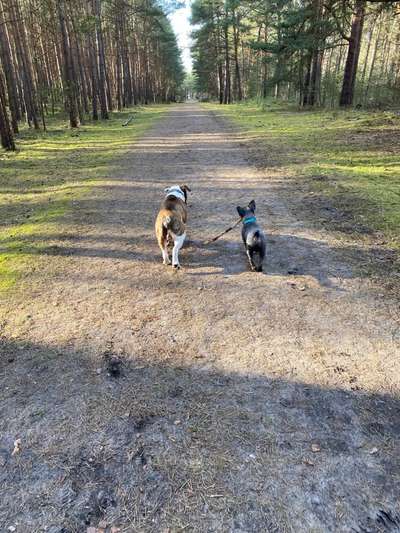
[0,0,184,149]
[191,0,400,107]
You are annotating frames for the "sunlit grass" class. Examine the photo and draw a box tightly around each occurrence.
[205,100,400,247]
[0,106,167,291]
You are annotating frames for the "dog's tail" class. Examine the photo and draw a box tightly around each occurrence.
[252,230,262,244]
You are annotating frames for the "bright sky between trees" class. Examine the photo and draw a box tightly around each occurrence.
[169,0,192,72]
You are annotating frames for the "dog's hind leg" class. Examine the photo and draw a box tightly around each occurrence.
[246,249,256,271]
[256,251,265,272]
[255,245,266,272]
[254,262,263,273]
[172,232,186,269]
[162,242,171,265]
[158,228,171,265]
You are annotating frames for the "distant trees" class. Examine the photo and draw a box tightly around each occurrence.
[191,0,400,107]
[0,0,184,150]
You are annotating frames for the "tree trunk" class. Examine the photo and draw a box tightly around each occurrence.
[120,14,133,106]
[339,0,366,107]
[262,22,268,99]
[9,0,40,129]
[232,9,242,101]
[322,46,334,106]
[309,49,323,106]
[361,26,373,87]
[365,15,383,103]
[223,8,231,104]
[57,0,80,128]
[93,0,109,118]
[213,11,224,104]
[71,15,90,116]
[0,5,20,133]
[115,28,123,110]
[88,31,99,120]
[0,71,16,150]
[302,53,312,105]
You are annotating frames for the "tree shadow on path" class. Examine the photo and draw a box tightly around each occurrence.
[0,337,399,532]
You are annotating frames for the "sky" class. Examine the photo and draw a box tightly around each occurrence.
[169,0,193,72]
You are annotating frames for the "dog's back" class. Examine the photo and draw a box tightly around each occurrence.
[237,200,266,272]
[155,185,190,268]
[158,198,187,235]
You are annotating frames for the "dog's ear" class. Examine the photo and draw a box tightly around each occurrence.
[248,200,256,213]
[180,184,190,203]
[237,206,246,218]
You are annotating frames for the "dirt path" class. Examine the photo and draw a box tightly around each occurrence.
[1,103,399,533]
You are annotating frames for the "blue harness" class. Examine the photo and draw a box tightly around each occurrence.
[243,216,256,225]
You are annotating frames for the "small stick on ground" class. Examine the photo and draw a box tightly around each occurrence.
[203,218,242,245]
[122,115,135,127]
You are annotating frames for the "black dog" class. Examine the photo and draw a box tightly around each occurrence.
[236,200,266,272]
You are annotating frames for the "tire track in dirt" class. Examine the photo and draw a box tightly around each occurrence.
[1,103,399,532]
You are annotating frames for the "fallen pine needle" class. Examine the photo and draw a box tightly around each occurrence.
[12,439,21,456]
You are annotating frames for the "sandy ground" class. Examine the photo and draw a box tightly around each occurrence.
[1,103,399,533]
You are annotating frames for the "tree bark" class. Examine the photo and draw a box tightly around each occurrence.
[223,7,231,104]
[302,53,312,105]
[9,0,40,129]
[360,24,374,93]
[0,70,16,150]
[93,0,109,118]
[57,0,80,128]
[214,9,224,104]
[232,7,242,101]
[0,4,20,133]
[339,0,366,107]
[262,22,268,98]
[309,49,323,106]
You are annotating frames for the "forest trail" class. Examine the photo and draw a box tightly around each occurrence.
[1,103,399,532]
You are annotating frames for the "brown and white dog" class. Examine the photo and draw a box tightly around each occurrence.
[155,185,191,269]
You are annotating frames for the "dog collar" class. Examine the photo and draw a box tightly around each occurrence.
[243,216,256,225]
[165,187,185,202]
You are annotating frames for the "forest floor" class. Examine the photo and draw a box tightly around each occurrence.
[1,102,399,533]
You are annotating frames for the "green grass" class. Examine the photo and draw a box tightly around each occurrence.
[205,100,400,247]
[0,106,167,291]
